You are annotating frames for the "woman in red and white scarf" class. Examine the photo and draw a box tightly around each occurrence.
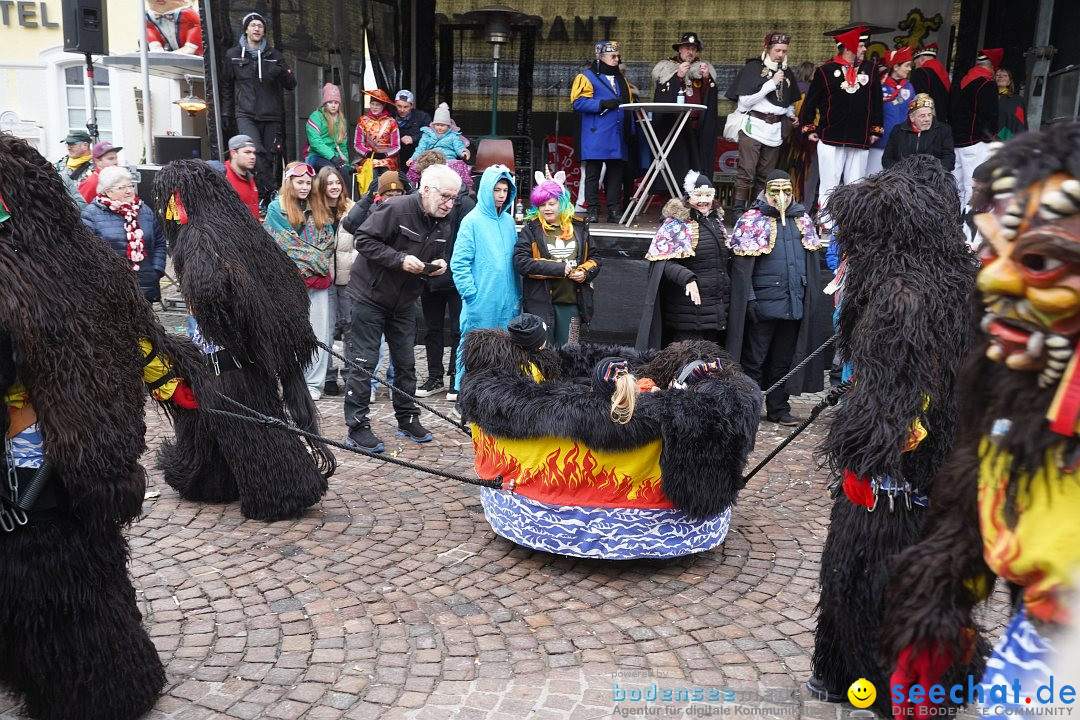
[80,165,168,303]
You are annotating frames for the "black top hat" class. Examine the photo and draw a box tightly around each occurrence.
[672,32,703,52]
[822,21,892,38]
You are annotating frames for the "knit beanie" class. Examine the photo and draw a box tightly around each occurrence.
[432,102,452,126]
[592,357,631,396]
[507,314,547,351]
[241,12,266,34]
[322,83,342,104]
[378,171,405,195]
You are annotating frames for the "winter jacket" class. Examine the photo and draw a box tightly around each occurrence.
[657,207,731,332]
[80,199,167,302]
[427,183,476,294]
[414,126,467,161]
[515,218,600,328]
[799,58,884,148]
[741,199,809,321]
[221,38,296,121]
[571,66,635,161]
[396,109,432,163]
[872,79,915,149]
[347,193,453,312]
[451,167,520,326]
[950,69,998,147]
[882,120,955,171]
[305,108,350,163]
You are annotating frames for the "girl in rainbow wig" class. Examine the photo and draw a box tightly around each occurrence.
[514,171,602,346]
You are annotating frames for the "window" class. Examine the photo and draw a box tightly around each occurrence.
[64,65,112,141]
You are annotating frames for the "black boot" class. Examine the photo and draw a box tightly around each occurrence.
[585,206,599,223]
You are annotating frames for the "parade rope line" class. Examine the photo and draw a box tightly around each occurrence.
[740,379,852,486]
[316,340,471,436]
[204,394,503,489]
[761,332,839,398]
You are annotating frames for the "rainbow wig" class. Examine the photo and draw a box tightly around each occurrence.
[526,180,574,237]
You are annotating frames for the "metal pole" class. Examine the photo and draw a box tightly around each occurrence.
[83,53,99,142]
[1026,0,1057,131]
[138,1,152,164]
[490,43,500,136]
[203,0,225,160]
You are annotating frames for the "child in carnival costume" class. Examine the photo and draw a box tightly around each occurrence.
[0,134,207,720]
[805,156,977,712]
[884,122,1080,717]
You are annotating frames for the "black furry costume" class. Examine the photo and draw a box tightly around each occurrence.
[459,334,760,519]
[882,123,1080,712]
[0,134,208,719]
[152,160,334,521]
[810,155,977,712]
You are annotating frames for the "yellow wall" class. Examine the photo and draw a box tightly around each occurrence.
[0,0,144,63]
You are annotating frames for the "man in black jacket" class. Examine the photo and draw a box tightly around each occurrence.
[950,48,1001,207]
[882,93,954,171]
[342,163,462,452]
[394,90,432,165]
[220,12,296,203]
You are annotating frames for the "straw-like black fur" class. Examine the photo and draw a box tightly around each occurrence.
[811,155,977,712]
[882,124,1080,706]
[0,134,208,719]
[460,332,760,518]
[152,160,333,521]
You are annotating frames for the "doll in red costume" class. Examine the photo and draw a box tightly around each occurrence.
[145,0,203,55]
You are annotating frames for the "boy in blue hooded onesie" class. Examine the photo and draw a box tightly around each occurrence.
[451,165,521,391]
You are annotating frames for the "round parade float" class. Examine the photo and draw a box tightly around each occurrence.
[458,332,761,559]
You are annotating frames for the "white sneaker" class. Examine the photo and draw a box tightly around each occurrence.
[309,387,322,401]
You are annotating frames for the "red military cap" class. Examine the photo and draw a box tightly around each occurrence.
[886,46,914,67]
[834,26,865,55]
[977,48,1004,70]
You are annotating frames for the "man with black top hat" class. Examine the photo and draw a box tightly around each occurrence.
[950,48,1002,207]
[798,26,883,222]
[910,44,950,123]
[220,11,297,203]
[726,31,801,217]
[652,32,720,187]
[55,130,94,183]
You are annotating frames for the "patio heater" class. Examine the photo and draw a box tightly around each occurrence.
[462,4,524,137]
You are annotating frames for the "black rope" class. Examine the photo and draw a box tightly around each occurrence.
[761,333,839,397]
[317,340,471,437]
[740,379,852,486]
[206,394,502,489]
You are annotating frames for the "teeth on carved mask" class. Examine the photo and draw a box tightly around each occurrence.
[981,315,995,333]
[1039,373,1056,388]
[1038,189,1078,219]
[1000,212,1023,228]
[1047,358,1068,370]
[1048,348,1074,360]
[991,175,1017,195]
[987,345,1005,362]
[1045,334,1071,348]
[999,228,1017,240]
[1027,331,1045,357]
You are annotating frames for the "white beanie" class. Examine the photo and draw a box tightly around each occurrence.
[433,102,452,125]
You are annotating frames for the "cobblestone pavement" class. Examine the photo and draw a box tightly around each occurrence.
[0,352,1009,720]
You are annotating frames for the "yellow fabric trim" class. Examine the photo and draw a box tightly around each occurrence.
[570,73,594,103]
[66,155,91,171]
[524,362,545,384]
[3,380,29,409]
[140,338,180,401]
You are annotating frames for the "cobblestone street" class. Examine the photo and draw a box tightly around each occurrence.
[0,355,1009,719]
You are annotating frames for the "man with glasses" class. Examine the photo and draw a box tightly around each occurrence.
[343,163,462,452]
[571,39,635,223]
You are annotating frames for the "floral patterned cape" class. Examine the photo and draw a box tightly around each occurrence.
[728,209,820,256]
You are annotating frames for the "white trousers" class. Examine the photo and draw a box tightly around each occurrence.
[865,148,885,176]
[953,142,992,208]
[817,143,869,222]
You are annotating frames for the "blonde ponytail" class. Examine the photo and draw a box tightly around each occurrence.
[610,372,638,425]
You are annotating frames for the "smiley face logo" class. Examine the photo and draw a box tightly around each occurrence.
[847,678,876,708]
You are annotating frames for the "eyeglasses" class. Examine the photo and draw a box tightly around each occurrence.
[427,188,457,203]
[285,163,315,178]
[109,183,136,193]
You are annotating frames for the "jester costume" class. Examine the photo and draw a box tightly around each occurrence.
[807,155,977,713]
[459,333,760,559]
[0,134,207,720]
[884,122,1080,717]
[153,160,334,522]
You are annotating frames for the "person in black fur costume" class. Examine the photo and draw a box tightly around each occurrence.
[0,134,208,720]
[882,122,1080,718]
[152,160,334,521]
[806,154,977,712]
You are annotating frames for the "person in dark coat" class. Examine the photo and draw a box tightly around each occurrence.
[995,66,1027,140]
[220,12,297,202]
[636,171,730,350]
[393,90,432,165]
[910,43,950,123]
[726,169,826,425]
[514,189,601,346]
[950,48,1001,207]
[882,93,955,171]
[651,32,720,189]
[798,26,884,222]
[80,165,167,303]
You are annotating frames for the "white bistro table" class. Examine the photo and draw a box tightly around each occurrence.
[618,102,707,226]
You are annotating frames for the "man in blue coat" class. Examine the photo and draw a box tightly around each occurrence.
[571,40,635,223]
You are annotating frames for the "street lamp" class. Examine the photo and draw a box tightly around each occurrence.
[463,4,525,137]
[174,74,207,117]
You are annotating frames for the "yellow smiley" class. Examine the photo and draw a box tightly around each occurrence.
[847,678,876,708]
